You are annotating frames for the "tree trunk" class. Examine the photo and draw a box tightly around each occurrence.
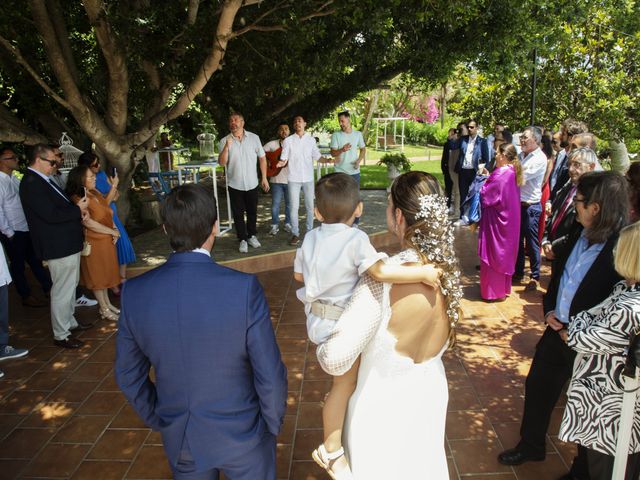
[361,90,379,151]
[440,83,446,129]
[609,140,630,173]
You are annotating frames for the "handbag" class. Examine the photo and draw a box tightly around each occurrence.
[81,240,91,257]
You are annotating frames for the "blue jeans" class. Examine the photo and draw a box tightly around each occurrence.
[351,173,361,225]
[270,183,291,226]
[288,181,314,236]
[516,203,541,280]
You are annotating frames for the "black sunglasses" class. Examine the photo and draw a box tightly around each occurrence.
[39,156,58,167]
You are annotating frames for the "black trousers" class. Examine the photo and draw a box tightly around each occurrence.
[518,326,589,478]
[228,186,259,241]
[0,231,52,299]
[458,168,477,215]
[442,165,453,207]
[586,448,640,480]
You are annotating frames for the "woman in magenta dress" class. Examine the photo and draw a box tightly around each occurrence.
[478,143,523,301]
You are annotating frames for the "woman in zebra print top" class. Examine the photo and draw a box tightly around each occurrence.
[560,220,640,480]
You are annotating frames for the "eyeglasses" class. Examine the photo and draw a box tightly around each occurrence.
[0,155,17,161]
[90,162,100,168]
[39,156,58,167]
[572,196,587,205]
[468,125,477,129]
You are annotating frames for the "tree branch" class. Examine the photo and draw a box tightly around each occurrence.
[130,0,244,144]
[83,0,129,135]
[0,34,72,110]
[46,0,81,84]
[187,0,200,25]
[28,0,121,153]
[229,0,335,38]
[0,105,48,145]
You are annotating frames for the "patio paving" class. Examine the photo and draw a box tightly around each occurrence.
[0,217,577,479]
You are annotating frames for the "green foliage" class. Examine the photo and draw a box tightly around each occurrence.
[403,121,453,146]
[377,152,412,172]
[448,1,640,142]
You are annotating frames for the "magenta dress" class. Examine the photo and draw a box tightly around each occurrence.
[478,165,521,300]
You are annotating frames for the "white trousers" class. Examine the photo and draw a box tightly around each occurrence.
[48,252,81,340]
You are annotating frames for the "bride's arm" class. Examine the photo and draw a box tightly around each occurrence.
[316,274,385,376]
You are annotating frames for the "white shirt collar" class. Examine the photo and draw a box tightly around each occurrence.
[191,248,211,257]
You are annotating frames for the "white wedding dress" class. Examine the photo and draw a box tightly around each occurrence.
[317,250,449,479]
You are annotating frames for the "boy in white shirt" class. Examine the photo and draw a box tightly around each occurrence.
[294,173,440,479]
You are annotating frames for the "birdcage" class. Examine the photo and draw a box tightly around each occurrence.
[197,133,216,159]
[57,132,83,169]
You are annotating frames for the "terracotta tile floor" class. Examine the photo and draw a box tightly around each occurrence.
[0,228,577,479]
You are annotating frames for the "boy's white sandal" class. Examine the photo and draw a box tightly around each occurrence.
[311,444,353,480]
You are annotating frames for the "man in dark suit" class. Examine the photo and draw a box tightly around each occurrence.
[455,118,489,217]
[115,184,287,479]
[498,171,629,479]
[542,147,598,263]
[548,119,588,202]
[19,144,90,349]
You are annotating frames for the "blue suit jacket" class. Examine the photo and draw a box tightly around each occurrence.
[455,135,489,172]
[115,252,287,472]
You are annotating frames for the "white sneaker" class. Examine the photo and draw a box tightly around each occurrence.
[239,240,249,253]
[75,295,98,307]
[269,225,279,236]
[247,236,261,248]
[284,223,293,233]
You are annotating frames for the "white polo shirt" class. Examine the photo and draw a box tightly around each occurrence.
[218,131,265,191]
[520,147,548,203]
[281,133,321,183]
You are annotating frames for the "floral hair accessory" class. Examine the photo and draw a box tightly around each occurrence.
[411,194,462,330]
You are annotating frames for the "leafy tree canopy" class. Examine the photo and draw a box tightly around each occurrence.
[448,0,640,145]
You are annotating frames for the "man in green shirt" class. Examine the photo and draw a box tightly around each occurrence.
[330,111,366,224]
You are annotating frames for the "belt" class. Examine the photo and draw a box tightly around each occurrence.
[310,302,344,321]
[521,201,536,207]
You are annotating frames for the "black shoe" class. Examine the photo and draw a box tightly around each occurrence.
[497,448,544,466]
[71,322,94,332]
[53,337,84,349]
[511,275,525,284]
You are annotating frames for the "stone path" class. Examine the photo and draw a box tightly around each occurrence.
[0,218,578,479]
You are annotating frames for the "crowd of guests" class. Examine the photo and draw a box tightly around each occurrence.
[0,143,136,368]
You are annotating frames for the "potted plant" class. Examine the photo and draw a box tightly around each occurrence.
[378,152,412,181]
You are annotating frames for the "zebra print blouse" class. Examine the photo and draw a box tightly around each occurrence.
[559,281,640,456]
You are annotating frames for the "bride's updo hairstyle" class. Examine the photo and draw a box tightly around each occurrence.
[390,171,462,345]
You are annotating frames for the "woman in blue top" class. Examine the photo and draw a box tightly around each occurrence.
[78,152,136,291]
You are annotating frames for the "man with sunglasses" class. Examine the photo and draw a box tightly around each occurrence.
[19,144,91,349]
[454,118,489,221]
[49,145,68,190]
[0,146,52,308]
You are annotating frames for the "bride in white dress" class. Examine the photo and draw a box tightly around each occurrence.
[317,171,462,479]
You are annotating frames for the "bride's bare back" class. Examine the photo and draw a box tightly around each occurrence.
[388,280,449,364]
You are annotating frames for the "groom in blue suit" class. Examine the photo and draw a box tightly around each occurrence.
[115,184,287,479]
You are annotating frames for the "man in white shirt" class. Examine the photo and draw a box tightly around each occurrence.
[278,115,321,246]
[0,244,30,379]
[263,122,292,236]
[516,127,548,290]
[0,146,52,307]
[218,113,269,254]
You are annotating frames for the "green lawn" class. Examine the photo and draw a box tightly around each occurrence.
[364,144,443,161]
[359,160,444,189]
